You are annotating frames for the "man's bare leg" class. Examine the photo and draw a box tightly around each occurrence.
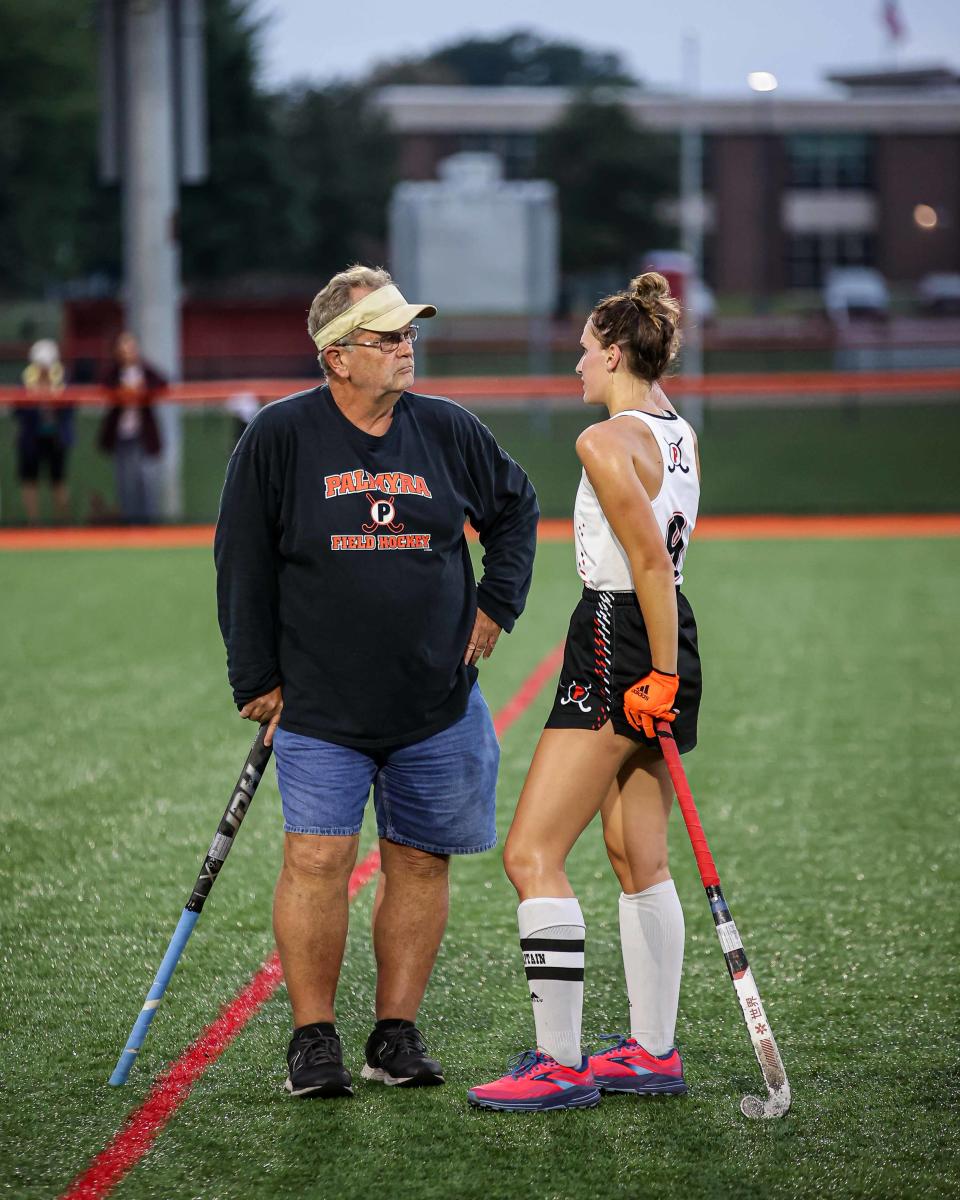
[273,832,359,1026]
[372,839,449,1020]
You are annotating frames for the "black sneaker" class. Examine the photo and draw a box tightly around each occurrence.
[361,1020,445,1087]
[284,1023,353,1098]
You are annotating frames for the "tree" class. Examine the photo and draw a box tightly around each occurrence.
[0,14,662,299]
[0,1,118,294]
[0,0,293,294]
[274,83,396,279]
[535,93,676,277]
[178,0,293,282]
[371,30,635,88]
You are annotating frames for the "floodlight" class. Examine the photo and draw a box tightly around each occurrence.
[747,72,779,93]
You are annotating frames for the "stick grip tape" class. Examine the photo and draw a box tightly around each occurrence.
[186,726,273,914]
[108,908,200,1085]
[655,721,720,887]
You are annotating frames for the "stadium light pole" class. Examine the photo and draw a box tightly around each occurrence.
[679,33,704,429]
[99,1,207,521]
[123,0,182,519]
[747,72,779,311]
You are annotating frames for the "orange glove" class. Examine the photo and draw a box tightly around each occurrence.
[623,670,679,738]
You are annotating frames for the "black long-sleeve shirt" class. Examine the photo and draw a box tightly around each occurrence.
[215,385,539,750]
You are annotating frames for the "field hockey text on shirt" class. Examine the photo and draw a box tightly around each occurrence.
[324,469,433,499]
[330,533,432,551]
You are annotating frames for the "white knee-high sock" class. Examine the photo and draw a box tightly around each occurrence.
[517,896,585,1068]
[619,879,685,1055]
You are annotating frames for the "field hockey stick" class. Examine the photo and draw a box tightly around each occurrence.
[655,719,791,1119]
[108,724,273,1086]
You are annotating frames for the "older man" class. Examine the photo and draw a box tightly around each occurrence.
[215,265,538,1098]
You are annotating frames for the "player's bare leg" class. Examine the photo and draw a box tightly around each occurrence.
[273,831,359,1025]
[600,748,673,894]
[592,749,686,1090]
[503,724,640,900]
[478,725,636,1081]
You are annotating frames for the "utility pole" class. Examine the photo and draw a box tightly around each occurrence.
[124,0,182,518]
[99,0,207,520]
[679,33,704,429]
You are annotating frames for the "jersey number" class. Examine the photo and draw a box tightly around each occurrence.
[665,514,688,582]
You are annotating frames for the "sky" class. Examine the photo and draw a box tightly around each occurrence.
[252,0,960,95]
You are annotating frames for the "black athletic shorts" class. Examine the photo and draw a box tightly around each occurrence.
[17,435,67,484]
[544,587,701,753]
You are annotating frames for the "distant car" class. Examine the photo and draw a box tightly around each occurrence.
[917,273,960,315]
[824,268,890,321]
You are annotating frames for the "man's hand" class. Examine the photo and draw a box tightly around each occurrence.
[623,670,679,739]
[239,685,283,746]
[464,609,502,666]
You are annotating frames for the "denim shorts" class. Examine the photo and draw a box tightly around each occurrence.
[272,683,499,855]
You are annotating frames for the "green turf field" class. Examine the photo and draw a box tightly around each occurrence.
[2,538,959,1199]
[3,400,960,524]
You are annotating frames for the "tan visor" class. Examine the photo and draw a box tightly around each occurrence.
[311,284,437,351]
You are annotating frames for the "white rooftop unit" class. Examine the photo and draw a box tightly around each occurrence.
[389,153,558,317]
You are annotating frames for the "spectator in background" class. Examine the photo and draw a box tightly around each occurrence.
[98,332,165,523]
[15,339,74,524]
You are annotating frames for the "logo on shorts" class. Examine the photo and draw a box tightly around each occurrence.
[560,681,592,713]
[667,436,690,474]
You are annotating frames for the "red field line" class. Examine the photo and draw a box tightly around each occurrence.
[4,513,960,553]
[58,643,565,1200]
[60,952,288,1200]
[60,857,377,1200]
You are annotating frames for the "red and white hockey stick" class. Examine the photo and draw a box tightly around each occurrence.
[656,719,791,1119]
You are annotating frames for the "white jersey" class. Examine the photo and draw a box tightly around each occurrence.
[574,409,700,589]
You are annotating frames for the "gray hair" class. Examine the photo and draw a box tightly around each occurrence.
[308,264,393,375]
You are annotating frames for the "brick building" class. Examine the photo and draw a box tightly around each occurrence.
[374,67,960,296]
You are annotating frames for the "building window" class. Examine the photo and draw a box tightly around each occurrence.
[786,232,877,288]
[456,132,539,178]
[786,134,874,190]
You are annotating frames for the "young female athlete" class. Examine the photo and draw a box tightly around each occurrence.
[468,272,701,1111]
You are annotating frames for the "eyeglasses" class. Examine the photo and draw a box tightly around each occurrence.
[337,326,419,354]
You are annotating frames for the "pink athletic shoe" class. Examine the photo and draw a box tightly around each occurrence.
[467,1049,601,1112]
[588,1035,687,1095]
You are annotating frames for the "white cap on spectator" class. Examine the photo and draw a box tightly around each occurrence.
[29,339,61,368]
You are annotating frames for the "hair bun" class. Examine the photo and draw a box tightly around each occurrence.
[629,272,671,306]
[590,273,682,384]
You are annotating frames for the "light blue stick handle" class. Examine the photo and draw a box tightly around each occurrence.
[108,908,201,1086]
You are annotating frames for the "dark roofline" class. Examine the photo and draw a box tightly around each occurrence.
[826,65,960,90]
